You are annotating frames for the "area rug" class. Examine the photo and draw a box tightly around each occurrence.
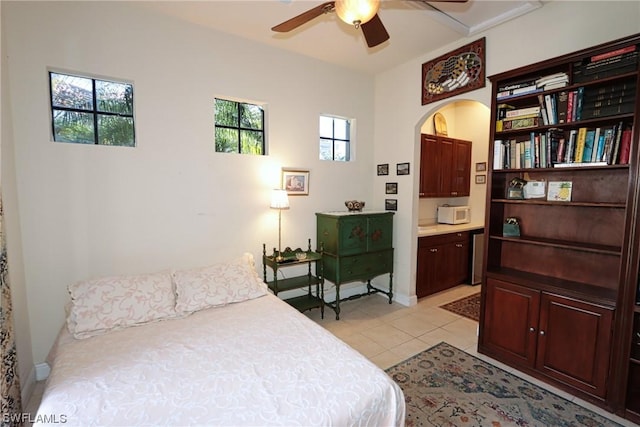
[386,342,622,427]
[440,292,481,321]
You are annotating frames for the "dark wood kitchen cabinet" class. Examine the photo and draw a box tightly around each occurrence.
[482,278,612,398]
[419,134,471,198]
[416,231,469,298]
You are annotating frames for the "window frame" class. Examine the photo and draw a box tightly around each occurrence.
[48,70,136,147]
[214,98,266,155]
[319,114,351,161]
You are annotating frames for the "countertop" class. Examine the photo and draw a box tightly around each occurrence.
[417,222,485,237]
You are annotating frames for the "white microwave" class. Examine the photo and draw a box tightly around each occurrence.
[437,205,471,225]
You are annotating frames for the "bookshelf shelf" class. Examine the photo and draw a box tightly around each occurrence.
[491,198,626,208]
[479,33,640,418]
[489,234,622,255]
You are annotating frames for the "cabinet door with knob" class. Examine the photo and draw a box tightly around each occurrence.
[482,278,613,399]
[416,231,469,298]
[419,134,471,198]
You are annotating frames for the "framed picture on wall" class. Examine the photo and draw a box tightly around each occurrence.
[396,162,410,175]
[385,182,398,194]
[282,168,309,196]
[377,164,389,176]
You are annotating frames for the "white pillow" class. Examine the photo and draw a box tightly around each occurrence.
[67,270,176,339]
[173,253,267,314]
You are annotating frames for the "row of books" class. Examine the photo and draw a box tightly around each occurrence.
[493,122,632,170]
[496,45,637,102]
[573,45,638,83]
[495,80,636,131]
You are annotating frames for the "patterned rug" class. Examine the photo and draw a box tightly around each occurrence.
[440,292,481,321]
[386,342,622,427]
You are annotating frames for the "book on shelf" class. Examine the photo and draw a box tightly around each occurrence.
[497,103,516,119]
[574,127,588,163]
[498,78,538,92]
[590,45,636,62]
[556,91,569,124]
[548,128,563,165]
[582,129,596,162]
[501,116,540,130]
[523,138,533,169]
[505,106,541,118]
[497,86,543,100]
[619,127,633,164]
[600,127,615,163]
[565,129,578,163]
[537,94,549,125]
[509,139,517,169]
[575,87,585,121]
[532,132,540,168]
[611,121,625,164]
[544,93,556,125]
[590,128,601,162]
[553,162,608,168]
[566,91,575,123]
[493,140,505,170]
[581,101,635,120]
[535,72,569,90]
[573,50,639,83]
[547,181,573,202]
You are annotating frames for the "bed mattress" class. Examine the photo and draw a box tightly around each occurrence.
[35,293,405,426]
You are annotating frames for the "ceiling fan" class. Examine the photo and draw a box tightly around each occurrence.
[272,0,468,48]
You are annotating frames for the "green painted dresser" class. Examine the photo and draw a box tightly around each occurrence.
[316,211,394,319]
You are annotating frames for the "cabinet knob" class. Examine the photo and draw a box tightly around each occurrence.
[430,248,438,253]
[539,330,545,336]
[455,243,463,248]
[452,192,458,196]
[529,327,536,332]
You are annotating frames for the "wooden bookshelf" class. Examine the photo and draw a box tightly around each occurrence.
[478,33,640,419]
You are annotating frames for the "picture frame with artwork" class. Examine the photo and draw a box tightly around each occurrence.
[282,168,309,196]
[385,182,398,194]
[476,162,487,172]
[385,199,398,211]
[421,37,486,105]
[396,162,410,175]
[377,164,389,176]
[475,174,486,184]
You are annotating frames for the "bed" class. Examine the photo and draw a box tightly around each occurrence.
[35,253,405,426]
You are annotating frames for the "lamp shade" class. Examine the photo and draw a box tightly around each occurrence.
[270,189,290,210]
[335,0,380,26]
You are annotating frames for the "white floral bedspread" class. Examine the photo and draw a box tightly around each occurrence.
[36,293,405,426]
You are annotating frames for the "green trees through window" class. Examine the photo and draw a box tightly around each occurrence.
[49,72,135,146]
[214,98,265,155]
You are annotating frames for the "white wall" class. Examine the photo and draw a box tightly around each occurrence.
[2,1,376,367]
[374,0,640,303]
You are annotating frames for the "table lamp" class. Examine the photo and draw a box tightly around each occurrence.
[270,189,290,261]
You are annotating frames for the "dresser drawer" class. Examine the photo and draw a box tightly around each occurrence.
[339,250,393,283]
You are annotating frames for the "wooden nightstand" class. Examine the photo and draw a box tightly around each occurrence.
[262,239,324,318]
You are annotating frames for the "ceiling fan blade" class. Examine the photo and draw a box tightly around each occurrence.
[360,14,389,48]
[272,1,335,32]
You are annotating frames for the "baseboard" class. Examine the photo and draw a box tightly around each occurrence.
[35,362,50,381]
[20,366,36,406]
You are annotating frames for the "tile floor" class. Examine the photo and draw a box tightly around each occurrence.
[24,284,635,426]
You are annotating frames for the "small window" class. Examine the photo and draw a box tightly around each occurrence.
[319,115,351,161]
[214,98,265,155]
[49,72,135,146]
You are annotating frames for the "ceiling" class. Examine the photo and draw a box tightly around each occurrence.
[138,0,544,74]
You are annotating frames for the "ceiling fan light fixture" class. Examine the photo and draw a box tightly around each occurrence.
[335,0,380,28]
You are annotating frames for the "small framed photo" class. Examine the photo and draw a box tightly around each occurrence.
[385,199,398,211]
[377,164,389,176]
[396,162,410,175]
[475,174,486,184]
[385,182,398,194]
[476,162,487,172]
[282,168,309,196]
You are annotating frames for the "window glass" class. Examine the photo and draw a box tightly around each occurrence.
[49,71,135,147]
[319,114,351,161]
[215,98,265,155]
